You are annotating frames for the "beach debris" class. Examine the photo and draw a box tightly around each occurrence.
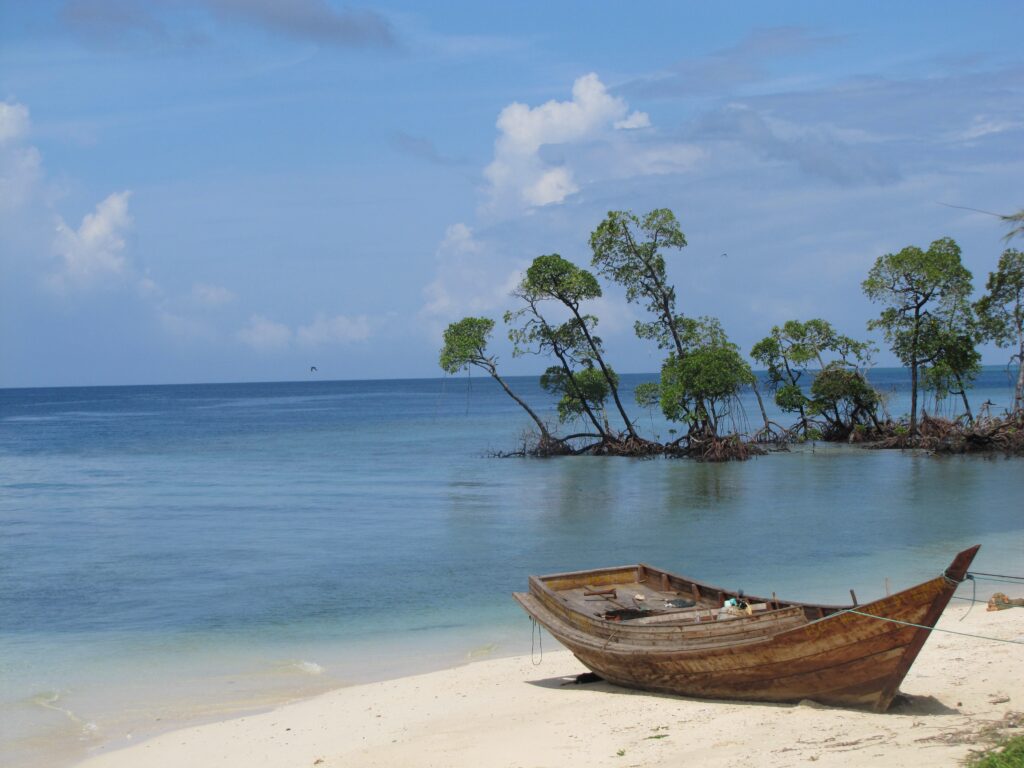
[988,592,1024,611]
[916,710,1024,746]
[562,672,603,686]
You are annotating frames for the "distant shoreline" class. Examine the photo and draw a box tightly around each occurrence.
[1,364,1019,392]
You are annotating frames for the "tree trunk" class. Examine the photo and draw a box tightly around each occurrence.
[529,304,608,439]
[910,360,919,438]
[487,366,551,441]
[1016,331,1024,417]
[568,307,639,440]
[751,379,771,433]
[955,373,973,424]
[553,354,609,439]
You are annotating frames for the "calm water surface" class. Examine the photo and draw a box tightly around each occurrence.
[1,370,1022,767]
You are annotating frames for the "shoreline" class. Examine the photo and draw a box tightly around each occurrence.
[74,603,1024,768]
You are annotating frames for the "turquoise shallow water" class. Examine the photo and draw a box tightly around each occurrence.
[1,370,1022,767]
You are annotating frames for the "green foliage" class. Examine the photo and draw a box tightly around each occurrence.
[590,208,687,352]
[659,322,753,428]
[751,318,875,435]
[506,313,595,363]
[808,365,879,431]
[967,734,1024,768]
[776,382,809,412]
[439,317,496,374]
[920,324,982,401]
[977,248,1024,413]
[862,238,973,357]
[541,365,614,424]
[862,237,975,430]
[976,249,1024,349]
[1002,209,1024,242]
[522,253,602,308]
[634,382,661,410]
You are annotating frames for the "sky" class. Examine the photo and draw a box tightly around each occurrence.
[1,1,1022,388]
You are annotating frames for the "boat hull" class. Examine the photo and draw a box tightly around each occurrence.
[514,546,978,711]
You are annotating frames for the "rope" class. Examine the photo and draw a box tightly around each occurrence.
[968,574,1024,586]
[530,617,543,666]
[959,574,976,623]
[843,608,1024,645]
[968,571,1024,581]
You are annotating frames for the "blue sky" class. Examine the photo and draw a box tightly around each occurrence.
[1,1,1021,387]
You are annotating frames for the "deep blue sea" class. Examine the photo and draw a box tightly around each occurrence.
[1,368,1022,767]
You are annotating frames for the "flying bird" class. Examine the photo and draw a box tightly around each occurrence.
[310,366,318,373]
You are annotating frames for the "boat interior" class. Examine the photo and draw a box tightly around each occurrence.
[534,563,849,625]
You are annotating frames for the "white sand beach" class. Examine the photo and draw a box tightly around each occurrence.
[76,602,1024,768]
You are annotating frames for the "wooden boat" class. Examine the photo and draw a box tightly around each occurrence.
[513,544,979,711]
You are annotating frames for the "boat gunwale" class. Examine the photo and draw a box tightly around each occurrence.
[530,562,848,624]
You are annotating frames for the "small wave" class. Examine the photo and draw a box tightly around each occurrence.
[31,689,96,738]
[465,643,497,660]
[277,660,325,675]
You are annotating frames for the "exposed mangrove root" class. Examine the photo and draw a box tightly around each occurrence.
[865,412,1024,455]
[493,428,767,461]
[686,433,765,462]
[494,411,1024,460]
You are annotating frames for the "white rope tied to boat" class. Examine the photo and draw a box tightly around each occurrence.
[530,617,544,666]
[839,608,1024,646]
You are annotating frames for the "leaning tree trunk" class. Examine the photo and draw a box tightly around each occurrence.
[751,379,771,434]
[486,365,552,443]
[568,307,639,440]
[955,373,973,424]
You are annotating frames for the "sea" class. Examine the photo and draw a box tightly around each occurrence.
[1,367,1022,767]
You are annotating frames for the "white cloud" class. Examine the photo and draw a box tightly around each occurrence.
[236,311,372,350]
[296,313,371,345]
[238,314,292,350]
[421,223,522,322]
[611,143,705,177]
[49,191,133,292]
[191,282,236,306]
[614,110,651,130]
[0,101,42,210]
[484,73,634,211]
[158,309,213,341]
[956,115,1023,142]
[523,166,577,207]
[0,102,31,144]
[482,73,702,215]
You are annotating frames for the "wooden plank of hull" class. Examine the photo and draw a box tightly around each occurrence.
[513,545,980,711]
[578,645,907,708]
